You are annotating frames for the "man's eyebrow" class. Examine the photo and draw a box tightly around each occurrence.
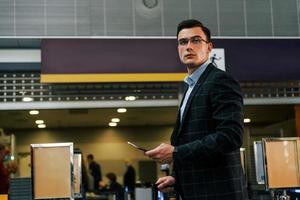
[178,35,202,40]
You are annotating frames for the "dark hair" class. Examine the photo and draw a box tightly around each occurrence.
[177,19,211,42]
[106,172,117,182]
[87,154,94,160]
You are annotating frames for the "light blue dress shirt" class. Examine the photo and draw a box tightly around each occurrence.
[180,60,210,122]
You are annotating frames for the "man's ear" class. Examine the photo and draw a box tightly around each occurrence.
[208,42,213,52]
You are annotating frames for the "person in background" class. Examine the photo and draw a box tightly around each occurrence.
[87,154,102,191]
[81,158,89,193]
[106,172,124,200]
[123,160,136,195]
[0,144,17,194]
[145,19,247,200]
[0,144,9,194]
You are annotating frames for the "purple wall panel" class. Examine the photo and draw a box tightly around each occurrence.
[41,39,184,74]
[42,38,300,81]
[213,39,300,81]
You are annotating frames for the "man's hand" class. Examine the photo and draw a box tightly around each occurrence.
[156,176,175,191]
[145,143,174,164]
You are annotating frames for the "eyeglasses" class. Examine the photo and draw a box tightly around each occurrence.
[178,36,209,46]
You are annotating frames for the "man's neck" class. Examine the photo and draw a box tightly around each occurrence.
[186,61,209,75]
[187,66,198,75]
[187,63,203,75]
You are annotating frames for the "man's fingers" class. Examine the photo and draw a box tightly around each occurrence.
[155,176,175,191]
[156,177,169,189]
[156,176,167,184]
[157,181,172,190]
[145,147,159,157]
[157,182,167,190]
[145,144,173,164]
[156,177,165,185]
[145,151,156,158]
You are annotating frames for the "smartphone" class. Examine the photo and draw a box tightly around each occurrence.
[127,141,148,152]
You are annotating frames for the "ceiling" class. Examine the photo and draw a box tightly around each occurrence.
[0,105,295,130]
[0,107,178,130]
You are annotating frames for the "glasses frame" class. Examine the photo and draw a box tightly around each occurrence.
[178,36,209,46]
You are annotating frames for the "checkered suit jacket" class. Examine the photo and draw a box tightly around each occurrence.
[171,63,248,200]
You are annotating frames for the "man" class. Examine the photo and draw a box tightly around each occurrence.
[87,154,102,191]
[145,19,247,200]
[0,144,9,194]
[123,160,136,193]
[105,172,124,200]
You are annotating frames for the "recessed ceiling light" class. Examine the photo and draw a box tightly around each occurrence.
[22,97,33,102]
[143,0,158,8]
[111,118,120,123]
[29,110,39,115]
[109,122,117,127]
[35,120,44,124]
[117,108,127,113]
[38,124,46,128]
[244,118,251,123]
[125,96,136,101]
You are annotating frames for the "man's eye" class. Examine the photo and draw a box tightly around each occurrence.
[179,39,188,45]
[192,38,201,44]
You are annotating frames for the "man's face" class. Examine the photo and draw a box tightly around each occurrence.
[177,27,213,70]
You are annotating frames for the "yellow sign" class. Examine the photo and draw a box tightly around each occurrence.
[0,194,8,200]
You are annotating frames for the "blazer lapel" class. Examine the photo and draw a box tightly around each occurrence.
[171,111,181,144]
[179,82,189,108]
[175,64,214,139]
[171,82,188,144]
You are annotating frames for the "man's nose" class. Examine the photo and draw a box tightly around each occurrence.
[186,40,193,47]
[185,45,193,51]
[185,40,194,50]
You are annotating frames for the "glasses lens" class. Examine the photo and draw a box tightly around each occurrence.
[178,39,188,46]
[191,37,201,44]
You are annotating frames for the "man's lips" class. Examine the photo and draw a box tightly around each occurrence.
[184,54,195,58]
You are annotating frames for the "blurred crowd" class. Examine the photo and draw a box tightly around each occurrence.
[84,154,136,200]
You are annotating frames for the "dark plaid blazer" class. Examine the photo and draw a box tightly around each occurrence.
[171,63,248,200]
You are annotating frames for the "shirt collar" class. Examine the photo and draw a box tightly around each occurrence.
[184,60,210,87]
